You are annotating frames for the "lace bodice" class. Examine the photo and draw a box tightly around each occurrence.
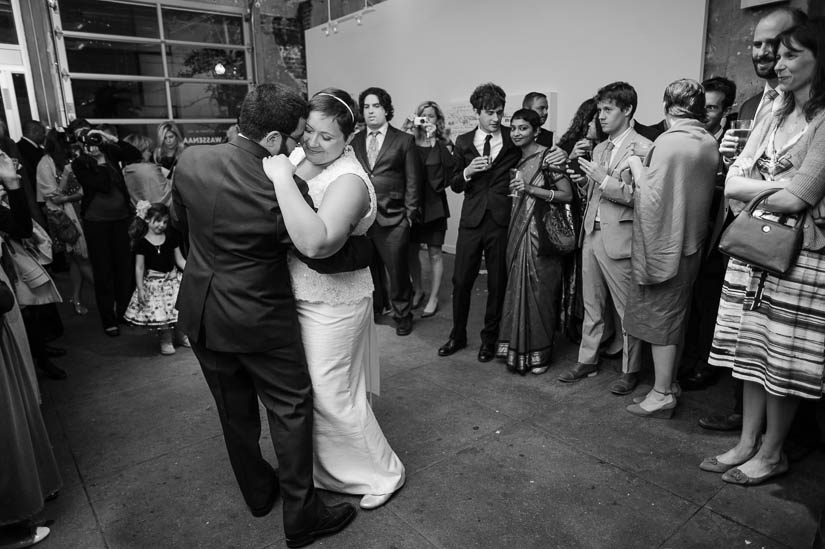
[287,147,377,304]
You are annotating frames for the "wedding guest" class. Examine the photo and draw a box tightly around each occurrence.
[37,129,93,317]
[0,150,61,549]
[623,79,719,419]
[703,18,825,484]
[496,108,572,375]
[404,101,454,318]
[122,134,173,208]
[154,121,185,177]
[70,123,134,337]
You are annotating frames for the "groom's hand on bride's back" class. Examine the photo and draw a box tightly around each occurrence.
[295,235,373,274]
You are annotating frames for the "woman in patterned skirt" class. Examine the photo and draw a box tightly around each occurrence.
[703,19,825,484]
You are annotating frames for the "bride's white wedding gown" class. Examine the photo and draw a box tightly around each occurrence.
[286,147,405,496]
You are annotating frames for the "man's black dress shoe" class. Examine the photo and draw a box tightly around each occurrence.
[477,342,495,362]
[37,359,67,380]
[680,367,720,391]
[396,315,413,336]
[45,345,67,358]
[285,502,357,548]
[249,484,279,518]
[698,413,742,431]
[438,338,466,357]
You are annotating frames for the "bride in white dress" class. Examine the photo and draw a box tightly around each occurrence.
[262,88,405,510]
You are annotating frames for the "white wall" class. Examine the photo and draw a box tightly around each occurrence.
[306,0,708,252]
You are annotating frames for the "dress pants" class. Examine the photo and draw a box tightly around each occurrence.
[369,222,412,321]
[83,218,134,328]
[578,229,640,373]
[450,211,508,345]
[192,329,323,535]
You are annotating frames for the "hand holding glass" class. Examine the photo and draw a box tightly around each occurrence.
[509,168,522,198]
[730,119,753,157]
[630,142,652,162]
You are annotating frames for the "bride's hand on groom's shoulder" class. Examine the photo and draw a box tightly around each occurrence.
[262,154,296,188]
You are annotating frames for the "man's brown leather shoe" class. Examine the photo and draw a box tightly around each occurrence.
[558,362,598,383]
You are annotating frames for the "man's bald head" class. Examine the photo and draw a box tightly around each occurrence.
[752,8,807,80]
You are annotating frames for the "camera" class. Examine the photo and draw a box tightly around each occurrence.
[413,116,428,126]
[77,129,103,146]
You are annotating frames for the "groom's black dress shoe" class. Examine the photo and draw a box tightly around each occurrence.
[249,488,279,518]
[438,338,466,357]
[285,502,357,548]
[477,342,495,362]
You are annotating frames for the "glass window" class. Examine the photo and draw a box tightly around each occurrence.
[65,38,164,77]
[178,122,235,145]
[0,0,17,44]
[60,0,159,38]
[166,46,246,80]
[169,82,246,119]
[12,74,31,122]
[162,8,243,45]
[72,79,167,119]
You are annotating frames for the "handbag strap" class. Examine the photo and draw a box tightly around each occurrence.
[746,187,805,229]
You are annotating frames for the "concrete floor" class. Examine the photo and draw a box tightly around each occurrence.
[33,253,824,548]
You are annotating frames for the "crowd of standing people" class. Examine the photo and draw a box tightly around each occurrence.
[2,6,825,548]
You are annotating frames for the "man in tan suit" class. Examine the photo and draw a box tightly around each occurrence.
[558,81,651,395]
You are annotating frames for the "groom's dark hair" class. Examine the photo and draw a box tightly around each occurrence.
[238,83,308,142]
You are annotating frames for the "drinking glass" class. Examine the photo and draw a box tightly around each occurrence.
[509,168,522,198]
[730,119,753,156]
[630,141,652,162]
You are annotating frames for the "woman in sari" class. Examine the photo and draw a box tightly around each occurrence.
[496,109,573,375]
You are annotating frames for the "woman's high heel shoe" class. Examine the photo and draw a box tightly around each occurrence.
[69,299,88,315]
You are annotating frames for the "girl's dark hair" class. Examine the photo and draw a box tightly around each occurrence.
[310,88,358,137]
[129,203,170,250]
[510,108,541,131]
[775,18,825,121]
[557,98,606,153]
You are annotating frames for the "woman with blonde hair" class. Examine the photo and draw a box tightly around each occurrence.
[123,133,172,208]
[403,100,454,317]
[153,122,185,176]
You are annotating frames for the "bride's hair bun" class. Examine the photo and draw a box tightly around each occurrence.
[310,88,358,137]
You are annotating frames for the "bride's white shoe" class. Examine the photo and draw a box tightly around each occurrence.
[359,493,393,510]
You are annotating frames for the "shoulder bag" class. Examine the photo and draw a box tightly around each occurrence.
[535,151,577,256]
[718,188,803,276]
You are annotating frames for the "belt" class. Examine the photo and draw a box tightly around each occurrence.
[593,220,601,230]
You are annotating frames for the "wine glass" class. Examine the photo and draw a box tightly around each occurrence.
[509,168,522,198]
[730,119,753,157]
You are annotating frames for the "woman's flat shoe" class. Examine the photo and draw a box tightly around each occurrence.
[530,366,550,375]
[360,493,393,510]
[626,397,676,419]
[632,383,682,404]
[104,326,120,337]
[69,299,88,315]
[721,454,789,485]
[421,303,439,318]
[700,446,760,473]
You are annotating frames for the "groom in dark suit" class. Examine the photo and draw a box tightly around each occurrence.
[172,84,367,548]
[438,82,520,362]
[352,87,422,336]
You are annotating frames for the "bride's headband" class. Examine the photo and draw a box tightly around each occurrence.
[315,92,355,122]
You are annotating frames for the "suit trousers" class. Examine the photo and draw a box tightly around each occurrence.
[450,211,508,344]
[369,222,412,320]
[83,218,134,328]
[578,230,640,373]
[192,332,323,535]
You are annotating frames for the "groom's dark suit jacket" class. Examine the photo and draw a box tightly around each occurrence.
[172,136,369,352]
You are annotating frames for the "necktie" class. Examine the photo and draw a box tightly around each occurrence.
[482,134,492,160]
[601,140,615,168]
[367,131,379,169]
[754,89,779,129]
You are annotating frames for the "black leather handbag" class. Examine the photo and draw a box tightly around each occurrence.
[718,188,804,276]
